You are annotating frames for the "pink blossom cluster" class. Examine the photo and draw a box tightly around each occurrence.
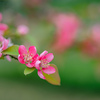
[18,45,55,79]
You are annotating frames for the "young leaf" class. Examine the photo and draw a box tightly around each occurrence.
[24,67,36,75]
[42,64,60,85]
[2,45,19,55]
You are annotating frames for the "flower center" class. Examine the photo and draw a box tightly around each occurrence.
[24,53,34,63]
[41,59,49,68]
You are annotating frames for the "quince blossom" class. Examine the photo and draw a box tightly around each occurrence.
[18,45,38,67]
[35,50,55,79]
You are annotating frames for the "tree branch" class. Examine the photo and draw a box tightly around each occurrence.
[3,54,18,60]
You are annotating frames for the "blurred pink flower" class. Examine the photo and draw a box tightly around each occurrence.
[82,24,100,57]
[18,45,38,68]
[35,50,55,79]
[0,23,8,32]
[17,25,29,35]
[0,35,9,57]
[52,13,80,52]
[0,13,8,35]
[82,40,98,56]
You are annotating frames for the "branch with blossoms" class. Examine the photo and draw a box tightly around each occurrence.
[1,11,100,86]
[0,13,60,85]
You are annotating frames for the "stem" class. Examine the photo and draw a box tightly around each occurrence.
[3,54,18,60]
[9,55,18,60]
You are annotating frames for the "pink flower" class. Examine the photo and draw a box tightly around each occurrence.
[18,45,38,68]
[17,25,29,35]
[52,13,80,52]
[35,51,55,79]
[0,23,8,31]
[82,40,98,56]
[0,13,8,35]
[0,35,9,57]
[82,24,100,57]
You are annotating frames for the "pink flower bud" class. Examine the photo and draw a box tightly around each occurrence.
[17,25,29,35]
[6,55,11,62]
[0,13,8,33]
[0,23,8,31]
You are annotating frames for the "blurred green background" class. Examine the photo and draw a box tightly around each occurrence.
[1,0,100,100]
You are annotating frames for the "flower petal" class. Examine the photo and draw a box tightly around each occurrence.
[45,53,54,62]
[26,63,34,68]
[18,55,25,64]
[7,38,13,47]
[35,60,41,69]
[40,50,48,58]
[2,39,9,50]
[38,70,45,79]
[0,31,4,35]
[28,46,36,56]
[0,35,4,41]
[6,55,11,61]
[18,45,27,56]
[33,53,39,59]
[42,66,55,74]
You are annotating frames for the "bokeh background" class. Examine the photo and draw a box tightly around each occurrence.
[1,0,100,100]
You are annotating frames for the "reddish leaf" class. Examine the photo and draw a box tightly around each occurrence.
[42,64,60,85]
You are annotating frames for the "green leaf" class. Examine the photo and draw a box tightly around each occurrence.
[42,64,61,85]
[24,67,36,75]
[2,45,19,55]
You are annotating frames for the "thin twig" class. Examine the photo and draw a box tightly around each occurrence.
[3,54,18,60]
